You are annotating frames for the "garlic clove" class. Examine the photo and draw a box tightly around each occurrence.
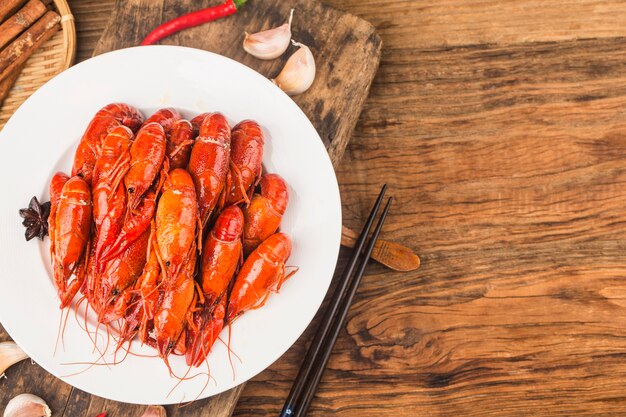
[3,393,51,417]
[140,405,166,417]
[0,342,29,378]
[243,9,294,60]
[272,40,316,96]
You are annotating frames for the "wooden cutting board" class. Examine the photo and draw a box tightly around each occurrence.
[84,0,381,415]
[93,0,382,168]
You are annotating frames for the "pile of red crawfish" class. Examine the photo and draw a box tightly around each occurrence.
[47,103,294,372]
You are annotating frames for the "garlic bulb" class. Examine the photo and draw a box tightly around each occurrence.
[243,9,294,60]
[3,394,51,417]
[0,342,29,378]
[272,41,316,96]
[140,405,166,417]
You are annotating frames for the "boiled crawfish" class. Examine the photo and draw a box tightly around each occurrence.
[118,227,161,346]
[154,245,197,366]
[187,295,226,367]
[242,173,289,255]
[225,120,264,205]
[91,125,132,271]
[187,112,231,227]
[227,232,293,322]
[49,176,92,308]
[186,205,243,366]
[48,172,69,260]
[125,122,166,211]
[98,228,150,324]
[144,108,181,133]
[167,119,195,170]
[155,168,199,283]
[71,103,143,184]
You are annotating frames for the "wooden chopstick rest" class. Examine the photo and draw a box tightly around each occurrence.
[341,225,420,271]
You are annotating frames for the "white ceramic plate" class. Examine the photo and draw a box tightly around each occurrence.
[0,46,341,404]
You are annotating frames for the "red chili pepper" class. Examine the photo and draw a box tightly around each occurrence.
[140,0,247,46]
[94,413,106,417]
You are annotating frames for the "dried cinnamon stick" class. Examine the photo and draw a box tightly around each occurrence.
[0,0,27,24]
[0,10,60,83]
[0,0,48,50]
[0,64,24,108]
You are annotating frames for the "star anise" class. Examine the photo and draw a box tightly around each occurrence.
[19,196,51,241]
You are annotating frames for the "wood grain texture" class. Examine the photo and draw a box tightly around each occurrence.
[325,0,626,49]
[72,0,114,62]
[323,37,626,417]
[61,382,245,417]
[234,4,626,417]
[7,0,626,416]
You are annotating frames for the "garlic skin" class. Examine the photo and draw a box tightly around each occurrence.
[272,41,316,96]
[3,394,51,417]
[0,342,29,378]
[141,405,166,417]
[243,9,294,60]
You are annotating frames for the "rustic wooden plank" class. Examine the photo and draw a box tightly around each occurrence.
[72,0,116,63]
[326,0,626,49]
[293,36,626,416]
[92,0,382,166]
[61,385,245,416]
[73,0,626,57]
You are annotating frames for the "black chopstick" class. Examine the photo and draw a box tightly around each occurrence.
[278,185,387,417]
[292,197,392,417]
[279,187,392,417]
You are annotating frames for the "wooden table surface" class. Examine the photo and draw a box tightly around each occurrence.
[5,0,626,415]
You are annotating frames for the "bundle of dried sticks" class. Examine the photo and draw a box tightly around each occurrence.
[0,0,61,107]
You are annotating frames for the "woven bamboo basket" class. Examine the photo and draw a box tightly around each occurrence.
[0,0,76,129]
